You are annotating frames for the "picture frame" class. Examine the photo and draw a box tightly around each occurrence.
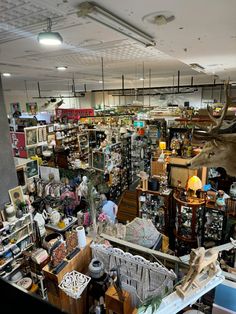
[25,160,38,179]
[8,186,24,208]
[35,146,43,156]
[92,151,105,171]
[27,146,35,158]
[47,125,54,133]
[10,102,21,118]
[25,127,38,147]
[38,126,47,143]
[26,102,38,115]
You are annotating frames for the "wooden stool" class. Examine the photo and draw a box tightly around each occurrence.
[105,285,133,314]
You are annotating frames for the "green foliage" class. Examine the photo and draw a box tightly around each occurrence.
[138,295,162,314]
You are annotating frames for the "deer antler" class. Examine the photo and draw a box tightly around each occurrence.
[194,82,236,138]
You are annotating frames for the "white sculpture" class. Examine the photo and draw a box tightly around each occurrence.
[34,212,46,237]
[77,176,88,198]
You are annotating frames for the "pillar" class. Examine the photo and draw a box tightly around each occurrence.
[0,75,18,207]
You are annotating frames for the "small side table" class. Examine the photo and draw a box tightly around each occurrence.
[105,285,133,314]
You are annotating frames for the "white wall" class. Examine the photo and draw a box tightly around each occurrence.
[3,90,94,115]
[5,85,232,115]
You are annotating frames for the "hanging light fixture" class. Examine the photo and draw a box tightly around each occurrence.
[38,18,63,46]
[77,2,155,47]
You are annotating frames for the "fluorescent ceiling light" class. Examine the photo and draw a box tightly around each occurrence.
[56,66,67,70]
[77,2,156,47]
[2,73,11,77]
[38,18,63,46]
[189,63,205,73]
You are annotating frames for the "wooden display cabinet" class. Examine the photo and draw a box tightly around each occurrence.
[43,238,92,314]
[173,194,205,255]
[136,186,172,234]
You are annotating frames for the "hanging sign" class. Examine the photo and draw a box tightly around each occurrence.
[133,120,145,128]
[55,108,94,120]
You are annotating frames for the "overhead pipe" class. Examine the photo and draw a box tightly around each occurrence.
[122,75,124,96]
[177,70,180,93]
[99,83,224,94]
[37,82,41,98]
[101,57,105,108]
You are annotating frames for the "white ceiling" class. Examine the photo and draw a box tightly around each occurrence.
[1,0,236,91]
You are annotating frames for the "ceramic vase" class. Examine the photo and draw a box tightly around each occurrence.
[5,204,16,222]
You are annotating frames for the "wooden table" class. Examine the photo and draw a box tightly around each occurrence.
[45,216,77,237]
[43,238,92,314]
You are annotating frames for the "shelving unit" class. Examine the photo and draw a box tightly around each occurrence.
[78,133,89,162]
[0,213,34,276]
[120,134,132,190]
[136,186,172,234]
[202,206,226,246]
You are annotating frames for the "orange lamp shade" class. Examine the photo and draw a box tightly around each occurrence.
[159,141,166,150]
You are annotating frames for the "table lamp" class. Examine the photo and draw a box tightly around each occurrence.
[159,141,166,151]
[187,175,202,197]
[158,140,166,163]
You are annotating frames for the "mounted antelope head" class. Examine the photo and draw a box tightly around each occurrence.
[188,83,236,176]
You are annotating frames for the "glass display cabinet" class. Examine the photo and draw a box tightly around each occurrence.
[173,194,205,255]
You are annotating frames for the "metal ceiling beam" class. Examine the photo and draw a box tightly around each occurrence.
[91,83,224,93]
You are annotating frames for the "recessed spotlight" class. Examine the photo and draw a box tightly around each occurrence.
[2,73,11,77]
[98,80,103,83]
[139,77,144,81]
[56,66,67,71]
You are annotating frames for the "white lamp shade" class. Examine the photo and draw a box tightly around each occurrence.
[187,175,202,191]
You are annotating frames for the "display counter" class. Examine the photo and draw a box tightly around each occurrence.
[43,238,92,314]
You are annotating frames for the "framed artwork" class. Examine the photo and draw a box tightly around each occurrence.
[47,133,56,146]
[25,127,38,147]
[38,126,47,143]
[10,131,27,158]
[47,125,54,133]
[92,151,105,171]
[26,102,38,115]
[10,102,21,118]
[27,147,35,158]
[25,160,38,179]
[8,186,24,208]
[35,146,42,156]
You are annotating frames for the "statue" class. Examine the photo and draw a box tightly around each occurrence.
[176,247,219,298]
